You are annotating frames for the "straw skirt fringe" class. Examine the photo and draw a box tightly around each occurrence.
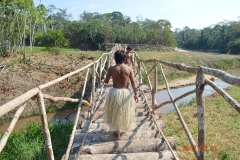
[104,88,136,132]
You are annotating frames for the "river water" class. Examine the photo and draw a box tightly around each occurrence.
[157,68,240,115]
[0,69,239,133]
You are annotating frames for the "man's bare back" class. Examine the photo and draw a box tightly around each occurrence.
[105,64,133,88]
[105,63,138,102]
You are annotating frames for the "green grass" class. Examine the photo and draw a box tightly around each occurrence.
[161,86,240,159]
[24,46,103,56]
[0,121,73,160]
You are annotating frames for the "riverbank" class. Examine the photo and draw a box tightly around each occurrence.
[161,85,240,159]
[158,74,216,90]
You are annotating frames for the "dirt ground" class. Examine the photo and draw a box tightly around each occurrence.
[0,52,98,123]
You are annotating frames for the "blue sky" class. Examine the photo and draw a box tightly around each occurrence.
[33,0,240,30]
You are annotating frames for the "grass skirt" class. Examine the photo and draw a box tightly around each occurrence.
[104,88,136,132]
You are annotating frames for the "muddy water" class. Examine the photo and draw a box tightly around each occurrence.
[1,69,239,133]
[0,110,77,133]
[157,68,240,115]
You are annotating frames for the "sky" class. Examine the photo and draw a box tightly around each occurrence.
[33,0,240,30]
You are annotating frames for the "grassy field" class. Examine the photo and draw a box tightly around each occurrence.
[161,86,240,159]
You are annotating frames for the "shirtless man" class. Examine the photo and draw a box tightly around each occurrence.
[104,50,138,140]
[124,46,134,66]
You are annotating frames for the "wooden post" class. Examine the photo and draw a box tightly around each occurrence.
[196,67,206,160]
[107,55,110,69]
[152,62,157,112]
[64,68,90,160]
[37,91,54,160]
[137,60,142,85]
[99,58,102,88]
[141,61,152,90]
[133,52,136,75]
[91,63,96,116]
[95,61,99,88]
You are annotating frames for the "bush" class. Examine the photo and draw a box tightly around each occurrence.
[35,30,69,54]
[228,39,240,54]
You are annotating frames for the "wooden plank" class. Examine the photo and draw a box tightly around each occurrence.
[78,137,176,154]
[69,151,178,160]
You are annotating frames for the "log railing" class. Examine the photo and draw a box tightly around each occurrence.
[0,44,123,160]
[133,52,240,160]
[1,45,240,160]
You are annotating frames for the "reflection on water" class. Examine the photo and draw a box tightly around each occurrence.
[157,68,240,115]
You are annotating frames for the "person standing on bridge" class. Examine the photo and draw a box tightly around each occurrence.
[124,45,134,67]
[104,50,139,140]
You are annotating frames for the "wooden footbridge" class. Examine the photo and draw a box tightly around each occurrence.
[1,44,240,160]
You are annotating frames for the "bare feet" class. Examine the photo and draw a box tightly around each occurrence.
[114,130,121,140]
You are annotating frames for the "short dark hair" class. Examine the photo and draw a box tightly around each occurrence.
[126,45,133,50]
[114,50,126,64]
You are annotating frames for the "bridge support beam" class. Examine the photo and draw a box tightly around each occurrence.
[196,67,206,160]
[37,91,54,160]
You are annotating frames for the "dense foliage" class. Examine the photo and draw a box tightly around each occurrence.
[1,0,239,60]
[174,20,240,54]
[0,0,177,59]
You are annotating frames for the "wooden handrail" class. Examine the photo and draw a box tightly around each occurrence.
[159,64,200,159]
[64,68,90,160]
[0,87,39,117]
[0,102,27,152]
[205,79,240,113]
